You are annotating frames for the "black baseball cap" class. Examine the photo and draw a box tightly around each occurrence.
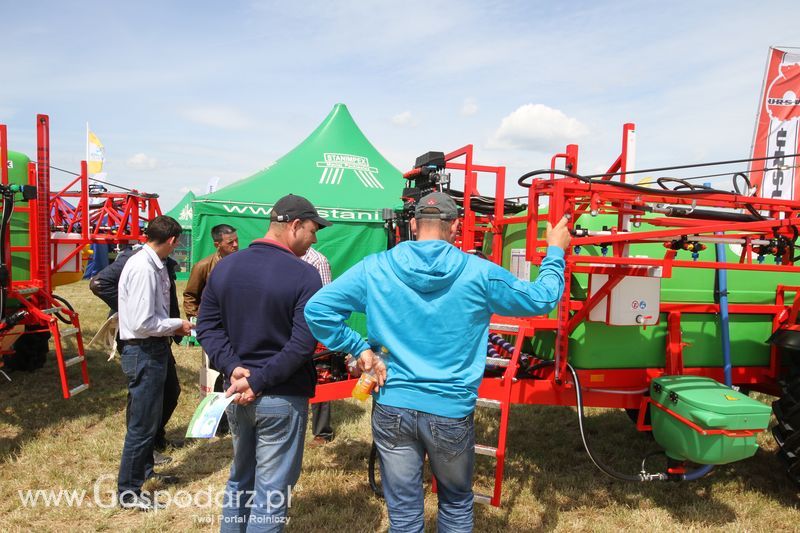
[414,192,459,220]
[270,194,332,228]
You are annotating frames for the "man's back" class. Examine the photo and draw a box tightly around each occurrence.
[306,239,565,417]
[197,241,322,397]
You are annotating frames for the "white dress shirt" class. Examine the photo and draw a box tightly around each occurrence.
[118,244,184,340]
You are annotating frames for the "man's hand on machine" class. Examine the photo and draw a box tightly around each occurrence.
[546,216,571,250]
[227,366,256,405]
[358,349,387,392]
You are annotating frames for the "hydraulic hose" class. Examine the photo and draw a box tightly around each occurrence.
[682,464,714,481]
[51,294,75,324]
[561,361,667,481]
[559,360,712,482]
[368,441,383,498]
[0,189,16,321]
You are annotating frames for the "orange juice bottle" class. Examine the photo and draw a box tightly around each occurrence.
[351,347,387,401]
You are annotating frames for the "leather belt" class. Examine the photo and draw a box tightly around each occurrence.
[121,337,170,346]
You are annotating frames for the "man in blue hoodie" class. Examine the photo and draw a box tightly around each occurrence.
[305,192,570,532]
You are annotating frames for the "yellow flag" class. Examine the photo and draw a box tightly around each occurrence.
[87,130,105,176]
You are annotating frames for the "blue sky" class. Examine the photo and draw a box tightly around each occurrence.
[0,1,796,210]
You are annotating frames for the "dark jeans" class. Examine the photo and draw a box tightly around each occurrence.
[117,339,171,497]
[125,351,180,450]
[311,402,333,439]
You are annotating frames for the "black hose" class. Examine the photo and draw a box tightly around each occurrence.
[368,441,383,499]
[518,168,734,197]
[0,190,15,320]
[656,177,701,191]
[51,294,74,324]
[516,168,772,226]
[529,359,668,481]
[732,172,752,195]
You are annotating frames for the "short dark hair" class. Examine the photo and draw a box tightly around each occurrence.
[211,224,237,242]
[145,215,182,244]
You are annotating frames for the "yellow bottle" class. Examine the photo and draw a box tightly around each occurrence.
[351,347,387,401]
[351,371,378,401]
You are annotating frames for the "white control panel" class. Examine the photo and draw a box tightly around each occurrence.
[588,269,661,326]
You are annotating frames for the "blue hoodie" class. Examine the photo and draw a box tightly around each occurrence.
[304,240,565,417]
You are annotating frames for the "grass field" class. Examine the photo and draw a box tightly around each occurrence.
[1,280,799,532]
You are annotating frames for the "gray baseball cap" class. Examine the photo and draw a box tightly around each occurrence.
[414,192,458,220]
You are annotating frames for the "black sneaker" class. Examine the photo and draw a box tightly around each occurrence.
[153,450,172,466]
[165,438,186,449]
[119,493,164,512]
[155,438,186,452]
[150,473,180,485]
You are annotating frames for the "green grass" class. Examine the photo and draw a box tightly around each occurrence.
[1,280,799,531]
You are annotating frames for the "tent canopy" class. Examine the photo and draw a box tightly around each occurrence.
[199,103,402,217]
[164,190,196,230]
[192,104,404,332]
[164,190,196,279]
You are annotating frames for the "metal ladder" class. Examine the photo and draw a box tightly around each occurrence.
[13,284,89,398]
[472,320,531,507]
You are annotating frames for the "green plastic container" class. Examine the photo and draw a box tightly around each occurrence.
[649,376,772,464]
[495,213,800,369]
[7,150,31,283]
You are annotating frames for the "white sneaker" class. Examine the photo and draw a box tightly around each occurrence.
[119,493,164,512]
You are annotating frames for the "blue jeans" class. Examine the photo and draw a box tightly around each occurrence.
[372,402,475,533]
[117,339,170,497]
[220,395,308,533]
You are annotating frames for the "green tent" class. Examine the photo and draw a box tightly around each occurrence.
[164,190,196,280]
[192,103,403,332]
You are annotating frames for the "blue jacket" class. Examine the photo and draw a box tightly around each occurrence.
[305,240,565,417]
[196,241,322,397]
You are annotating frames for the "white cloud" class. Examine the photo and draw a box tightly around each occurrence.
[126,153,158,170]
[488,104,589,151]
[461,97,478,116]
[180,105,254,130]
[391,111,419,127]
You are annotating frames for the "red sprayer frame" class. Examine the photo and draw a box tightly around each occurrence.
[0,115,163,398]
[310,123,800,505]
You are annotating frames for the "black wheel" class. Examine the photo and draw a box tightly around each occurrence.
[3,329,51,372]
[773,372,800,487]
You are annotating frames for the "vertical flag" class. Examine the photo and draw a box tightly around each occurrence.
[86,124,105,176]
[749,47,800,200]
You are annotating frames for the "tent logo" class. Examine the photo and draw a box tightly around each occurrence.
[179,204,193,221]
[316,153,384,189]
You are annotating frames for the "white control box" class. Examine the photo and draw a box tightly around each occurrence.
[588,268,661,326]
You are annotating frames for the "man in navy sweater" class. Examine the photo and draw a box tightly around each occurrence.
[196,194,330,532]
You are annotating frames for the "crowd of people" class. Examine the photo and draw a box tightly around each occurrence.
[104,192,570,531]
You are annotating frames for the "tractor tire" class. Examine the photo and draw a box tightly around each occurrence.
[772,371,800,487]
[3,330,51,372]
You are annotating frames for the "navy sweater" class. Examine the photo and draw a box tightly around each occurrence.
[196,241,322,397]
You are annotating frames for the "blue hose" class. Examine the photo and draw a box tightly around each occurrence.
[683,463,714,481]
[681,237,732,481]
[715,239,733,387]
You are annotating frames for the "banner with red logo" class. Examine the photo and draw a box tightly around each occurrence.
[750,47,800,200]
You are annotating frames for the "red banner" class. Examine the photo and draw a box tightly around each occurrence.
[750,47,800,200]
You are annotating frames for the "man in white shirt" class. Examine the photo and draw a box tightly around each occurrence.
[116,216,193,511]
